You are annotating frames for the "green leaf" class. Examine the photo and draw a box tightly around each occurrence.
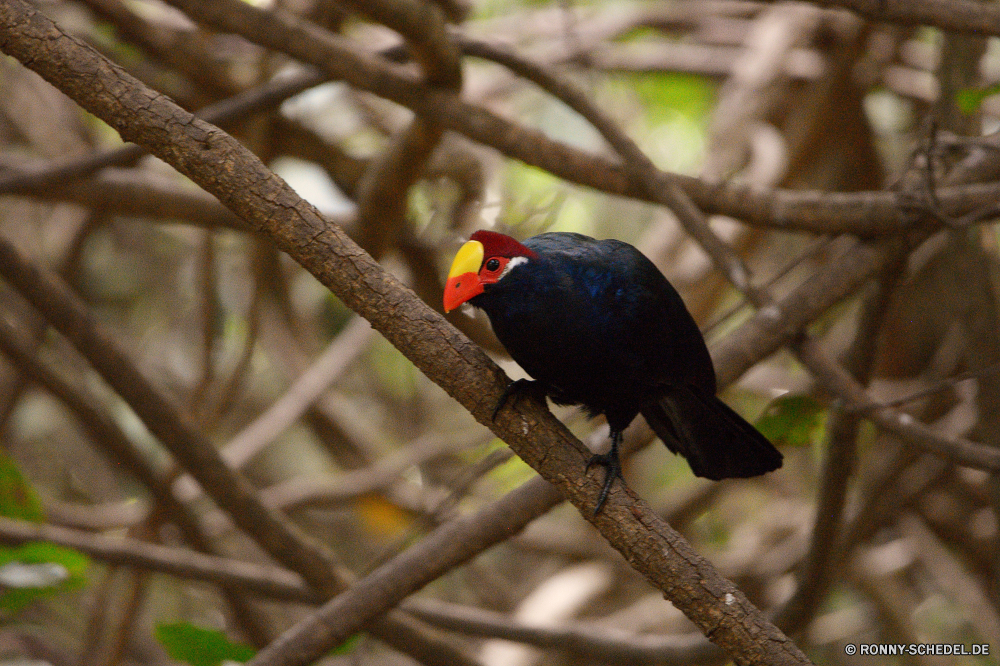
[755,395,827,448]
[329,634,362,656]
[0,542,89,613]
[0,451,44,522]
[629,72,716,124]
[155,622,256,666]
[956,83,1000,115]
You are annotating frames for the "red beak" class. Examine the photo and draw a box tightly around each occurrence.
[444,272,483,312]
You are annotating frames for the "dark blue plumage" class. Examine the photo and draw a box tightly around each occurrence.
[444,231,782,512]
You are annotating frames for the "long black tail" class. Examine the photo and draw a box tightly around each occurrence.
[640,386,782,481]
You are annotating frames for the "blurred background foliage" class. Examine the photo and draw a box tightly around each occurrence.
[1,0,1000,665]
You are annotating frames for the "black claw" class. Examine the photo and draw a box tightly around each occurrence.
[586,432,624,514]
[492,378,546,421]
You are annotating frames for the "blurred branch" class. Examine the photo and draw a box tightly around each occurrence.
[13,169,248,230]
[0,312,286,643]
[775,252,906,633]
[899,513,1000,646]
[0,516,319,604]
[270,116,368,198]
[223,316,372,468]
[0,318,198,538]
[261,434,473,511]
[0,235,342,590]
[0,476,565,652]
[0,67,328,196]
[155,0,983,238]
[781,0,1000,36]
[795,341,1000,471]
[845,451,950,550]
[849,544,934,653]
[0,478,689,666]
[0,201,475,666]
[0,3,811,665]
[341,0,461,259]
[79,0,241,101]
[8,4,1000,237]
[405,598,724,665]
[80,568,151,666]
[191,230,220,410]
[248,476,565,666]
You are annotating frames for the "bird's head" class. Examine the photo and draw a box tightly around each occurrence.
[443,230,538,312]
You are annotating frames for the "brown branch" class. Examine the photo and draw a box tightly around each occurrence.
[0,477,563,653]
[147,0,875,237]
[353,122,443,257]
[261,434,475,511]
[0,479,633,666]
[269,116,368,198]
[80,0,241,101]
[774,253,906,633]
[0,198,476,666]
[0,67,328,196]
[0,311,284,643]
[0,3,809,665]
[404,598,723,665]
[712,234,907,387]
[7,7,1000,238]
[0,318,194,537]
[341,0,460,259]
[0,516,319,604]
[794,338,1000,471]
[15,169,248,229]
[775,0,1000,37]
[81,567,152,666]
[247,476,564,666]
[191,230,220,411]
[222,316,372,468]
[899,513,1000,644]
[0,234,342,588]
[157,0,1000,239]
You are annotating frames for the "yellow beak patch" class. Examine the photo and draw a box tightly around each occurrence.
[443,240,485,312]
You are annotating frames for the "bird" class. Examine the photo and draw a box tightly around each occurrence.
[444,230,782,513]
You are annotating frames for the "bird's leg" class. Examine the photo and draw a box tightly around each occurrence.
[491,378,547,421]
[586,430,623,514]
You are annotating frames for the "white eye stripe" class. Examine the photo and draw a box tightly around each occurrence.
[499,255,529,279]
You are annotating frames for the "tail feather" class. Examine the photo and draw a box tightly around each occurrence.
[640,386,782,481]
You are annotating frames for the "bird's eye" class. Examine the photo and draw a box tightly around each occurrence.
[485,258,501,271]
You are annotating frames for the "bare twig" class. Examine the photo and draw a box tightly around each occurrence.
[0,516,318,603]
[0,68,328,196]
[899,514,1000,646]
[0,234,342,591]
[341,0,460,259]
[6,169,248,229]
[775,253,906,633]
[778,0,1000,37]
[405,598,723,665]
[245,477,564,666]
[223,316,372,468]
[148,0,963,238]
